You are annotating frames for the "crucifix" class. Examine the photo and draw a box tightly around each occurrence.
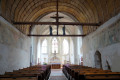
[50,15,64,35]
[50,0,64,35]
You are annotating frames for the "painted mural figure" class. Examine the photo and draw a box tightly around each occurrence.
[63,25,66,35]
[49,25,52,35]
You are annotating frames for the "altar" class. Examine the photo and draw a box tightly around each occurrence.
[51,63,61,69]
[50,57,61,69]
[50,51,61,69]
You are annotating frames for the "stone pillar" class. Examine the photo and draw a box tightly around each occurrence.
[73,37,79,64]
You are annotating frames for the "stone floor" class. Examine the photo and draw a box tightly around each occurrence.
[49,69,68,80]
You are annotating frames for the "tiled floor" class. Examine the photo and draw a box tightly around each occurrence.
[49,69,67,80]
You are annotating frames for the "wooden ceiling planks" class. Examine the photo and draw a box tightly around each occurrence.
[1,0,120,35]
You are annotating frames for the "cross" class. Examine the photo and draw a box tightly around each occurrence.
[50,0,64,35]
[50,15,64,23]
[50,15,64,35]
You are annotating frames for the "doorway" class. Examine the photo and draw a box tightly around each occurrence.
[94,51,102,69]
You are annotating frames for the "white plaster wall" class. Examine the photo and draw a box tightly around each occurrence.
[83,13,120,72]
[0,16,30,74]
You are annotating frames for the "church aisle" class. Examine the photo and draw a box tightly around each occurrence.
[49,69,68,80]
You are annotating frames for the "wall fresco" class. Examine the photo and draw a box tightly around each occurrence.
[92,20,120,48]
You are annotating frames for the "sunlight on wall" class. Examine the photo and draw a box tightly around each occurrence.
[63,39,69,55]
[41,39,47,53]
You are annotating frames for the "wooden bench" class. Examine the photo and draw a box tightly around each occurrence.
[0,77,37,80]
[62,64,120,80]
[81,74,120,80]
[0,65,51,80]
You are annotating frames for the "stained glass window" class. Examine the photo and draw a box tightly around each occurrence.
[52,38,58,53]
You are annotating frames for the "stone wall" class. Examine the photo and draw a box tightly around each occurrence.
[82,13,120,72]
[0,16,30,74]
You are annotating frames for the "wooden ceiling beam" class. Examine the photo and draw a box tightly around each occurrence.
[13,22,101,26]
[27,34,86,37]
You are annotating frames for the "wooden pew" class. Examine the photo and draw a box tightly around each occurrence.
[81,73,120,80]
[0,77,37,80]
[0,65,51,80]
[62,64,120,80]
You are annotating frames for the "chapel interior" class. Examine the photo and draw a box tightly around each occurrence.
[0,0,120,80]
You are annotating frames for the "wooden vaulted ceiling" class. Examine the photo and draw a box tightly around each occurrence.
[1,0,120,35]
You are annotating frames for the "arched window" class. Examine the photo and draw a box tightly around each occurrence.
[42,39,47,53]
[63,39,69,54]
[52,38,58,53]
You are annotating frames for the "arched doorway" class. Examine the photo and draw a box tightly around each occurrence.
[94,51,102,69]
